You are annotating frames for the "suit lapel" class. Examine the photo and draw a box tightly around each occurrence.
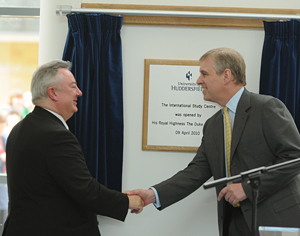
[212,111,226,177]
[231,89,251,159]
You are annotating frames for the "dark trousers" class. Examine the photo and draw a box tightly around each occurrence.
[223,201,252,236]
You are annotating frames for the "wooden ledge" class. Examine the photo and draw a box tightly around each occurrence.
[81,4,300,28]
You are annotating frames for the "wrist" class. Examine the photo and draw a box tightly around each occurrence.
[148,188,157,204]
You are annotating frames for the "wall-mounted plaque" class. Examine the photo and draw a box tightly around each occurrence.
[142,59,220,152]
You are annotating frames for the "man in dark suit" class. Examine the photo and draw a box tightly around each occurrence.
[2,60,144,236]
[128,48,300,236]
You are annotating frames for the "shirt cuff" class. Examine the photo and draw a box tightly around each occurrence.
[150,187,161,208]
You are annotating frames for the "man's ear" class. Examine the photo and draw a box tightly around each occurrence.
[223,69,232,85]
[47,87,58,101]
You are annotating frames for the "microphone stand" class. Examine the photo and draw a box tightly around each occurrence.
[203,158,300,236]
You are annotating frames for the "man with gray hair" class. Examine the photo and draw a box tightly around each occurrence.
[2,60,144,236]
[128,48,300,236]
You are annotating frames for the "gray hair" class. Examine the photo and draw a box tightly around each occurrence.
[199,48,246,86]
[31,60,72,105]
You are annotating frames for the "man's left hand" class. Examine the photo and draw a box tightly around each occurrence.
[217,183,247,205]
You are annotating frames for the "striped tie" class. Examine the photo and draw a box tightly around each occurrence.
[223,106,240,207]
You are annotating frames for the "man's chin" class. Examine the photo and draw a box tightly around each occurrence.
[203,95,209,101]
[73,106,78,114]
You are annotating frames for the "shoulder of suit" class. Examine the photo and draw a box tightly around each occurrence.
[31,106,68,129]
[248,91,279,104]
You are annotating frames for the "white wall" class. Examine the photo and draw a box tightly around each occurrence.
[39,0,82,64]
[39,1,299,236]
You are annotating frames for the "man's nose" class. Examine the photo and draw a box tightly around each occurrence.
[77,88,83,97]
[196,75,203,85]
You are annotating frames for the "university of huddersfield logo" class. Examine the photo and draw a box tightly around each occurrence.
[186,71,192,81]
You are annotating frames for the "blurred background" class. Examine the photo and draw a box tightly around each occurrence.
[0,0,40,232]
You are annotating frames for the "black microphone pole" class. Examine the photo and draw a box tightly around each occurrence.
[203,157,300,236]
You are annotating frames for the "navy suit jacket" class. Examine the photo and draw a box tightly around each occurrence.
[3,106,129,236]
[153,89,300,236]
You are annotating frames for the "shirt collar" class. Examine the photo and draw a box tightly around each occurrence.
[225,87,244,113]
[43,108,69,130]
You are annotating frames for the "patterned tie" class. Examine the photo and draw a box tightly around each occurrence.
[223,106,240,207]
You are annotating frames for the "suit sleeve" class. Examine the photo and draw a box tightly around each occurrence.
[242,97,300,203]
[45,129,129,221]
[153,122,213,210]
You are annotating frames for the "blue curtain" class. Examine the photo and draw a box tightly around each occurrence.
[62,13,124,191]
[260,19,300,132]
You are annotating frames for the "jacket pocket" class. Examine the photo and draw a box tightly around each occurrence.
[272,192,300,213]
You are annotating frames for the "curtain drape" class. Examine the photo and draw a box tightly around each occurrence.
[260,19,300,132]
[62,13,124,191]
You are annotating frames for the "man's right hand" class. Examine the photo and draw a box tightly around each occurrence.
[127,194,144,214]
[126,189,156,209]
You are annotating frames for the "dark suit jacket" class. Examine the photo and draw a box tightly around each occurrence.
[3,106,129,236]
[153,89,300,236]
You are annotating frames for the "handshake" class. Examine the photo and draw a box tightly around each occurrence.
[125,189,156,214]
